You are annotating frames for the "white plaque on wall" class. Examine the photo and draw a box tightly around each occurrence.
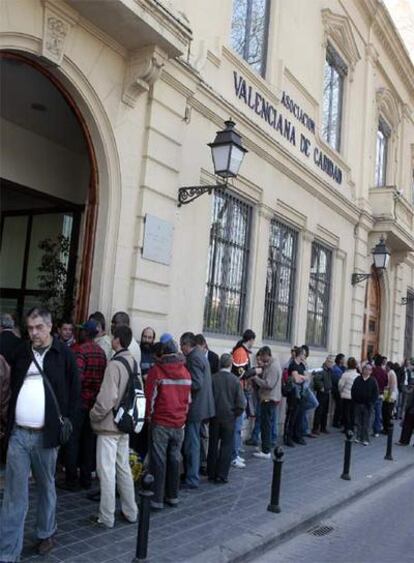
[142,214,173,266]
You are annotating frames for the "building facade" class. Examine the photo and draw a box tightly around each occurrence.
[1,0,413,366]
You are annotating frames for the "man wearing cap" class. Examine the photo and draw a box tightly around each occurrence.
[58,319,106,491]
[145,333,192,509]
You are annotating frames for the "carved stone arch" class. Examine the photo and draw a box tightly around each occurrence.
[321,9,361,73]
[376,87,401,130]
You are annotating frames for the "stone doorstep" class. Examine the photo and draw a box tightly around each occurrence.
[181,456,414,563]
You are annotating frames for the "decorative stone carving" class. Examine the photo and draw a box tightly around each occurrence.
[376,87,401,129]
[321,9,361,74]
[122,46,167,108]
[42,2,78,66]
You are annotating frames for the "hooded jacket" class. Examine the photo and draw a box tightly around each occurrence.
[145,354,192,428]
[186,346,215,422]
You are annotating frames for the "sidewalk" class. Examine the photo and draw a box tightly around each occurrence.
[6,430,414,563]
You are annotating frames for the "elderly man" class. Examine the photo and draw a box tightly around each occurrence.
[0,307,79,560]
[0,313,21,365]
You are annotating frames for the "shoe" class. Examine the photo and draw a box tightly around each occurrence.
[164,499,179,507]
[252,451,271,460]
[395,442,409,446]
[88,515,112,528]
[306,433,318,438]
[236,455,245,463]
[56,480,81,492]
[362,441,369,446]
[245,438,259,446]
[180,482,198,490]
[293,438,306,445]
[231,458,246,468]
[372,433,380,438]
[354,438,360,444]
[284,439,295,447]
[119,511,137,523]
[37,536,55,556]
[214,477,228,484]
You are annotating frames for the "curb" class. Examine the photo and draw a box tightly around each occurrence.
[181,455,414,563]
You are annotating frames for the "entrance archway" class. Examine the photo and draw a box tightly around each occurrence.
[361,267,381,360]
[0,51,98,322]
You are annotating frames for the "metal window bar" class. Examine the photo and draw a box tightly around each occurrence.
[203,190,252,335]
[263,219,298,341]
[306,242,332,347]
[404,291,414,359]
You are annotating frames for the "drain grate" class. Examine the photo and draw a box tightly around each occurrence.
[307,525,334,537]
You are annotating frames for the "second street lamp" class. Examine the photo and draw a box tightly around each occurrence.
[351,236,391,285]
[178,119,247,206]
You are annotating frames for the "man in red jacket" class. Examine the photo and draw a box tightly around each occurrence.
[145,333,191,510]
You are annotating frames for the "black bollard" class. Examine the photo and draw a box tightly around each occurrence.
[132,473,154,563]
[340,429,353,481]
[267,447,284,514]
[384,423,394,461]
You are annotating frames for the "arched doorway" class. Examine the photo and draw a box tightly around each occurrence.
[361,267,381,360]
[0,51,98,322]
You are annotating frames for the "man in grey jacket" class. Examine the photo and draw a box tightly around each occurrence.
[180,332,215,488]
[207,353,246,483]
[251,346,282,460]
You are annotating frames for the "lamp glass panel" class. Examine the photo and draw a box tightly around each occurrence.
[373,251,388,270]
[211,144,231,175]
[228,145,245,176]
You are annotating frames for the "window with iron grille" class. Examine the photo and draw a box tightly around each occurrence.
[263,219,298,342]
[375,117,390,187]
[322,44,346,152]
[203,190,252,335]
[404,291,414,359]
[306,242,332,348]
[230,0,270,76]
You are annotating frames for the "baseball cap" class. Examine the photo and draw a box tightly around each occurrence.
[77,319,99,336]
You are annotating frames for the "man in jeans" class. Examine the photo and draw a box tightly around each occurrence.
[180,332,215,489]
[145,333,191,508]
[89,326,138,528]
[251,347,282,460]
[0,307,79,560]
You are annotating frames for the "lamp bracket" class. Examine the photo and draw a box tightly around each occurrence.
[401,296,414,305]
[178,183,226,207]
[351,272,375,285]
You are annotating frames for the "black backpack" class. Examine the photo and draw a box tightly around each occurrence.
[112,356,146,434]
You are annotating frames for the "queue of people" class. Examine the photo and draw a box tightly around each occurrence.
[0,310,413,562]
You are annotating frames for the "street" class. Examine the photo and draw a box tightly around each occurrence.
[254,466,414,563]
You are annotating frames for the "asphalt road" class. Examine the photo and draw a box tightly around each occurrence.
[254,466,414,563]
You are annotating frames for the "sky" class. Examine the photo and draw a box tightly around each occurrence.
[383,0,414,62]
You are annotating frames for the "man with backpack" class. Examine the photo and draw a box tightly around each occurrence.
[89,326,140,528]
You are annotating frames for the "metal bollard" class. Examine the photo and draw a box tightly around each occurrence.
[384,423,394,461]
[267,447,284,514]
[132,473,154,563]
[340,429,353,481]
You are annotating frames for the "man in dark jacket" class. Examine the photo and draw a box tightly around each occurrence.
[0,313,21,366]
[371,355,388,436]
[312,356,334,434]
[180,332,215,489]
[351,364,378,445]
[207,353,246,483]
[0,307,79,560]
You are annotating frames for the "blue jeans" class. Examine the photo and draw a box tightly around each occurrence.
[252,408,277,444]
[372,398,383,434]
[232,413,244,460]
[302,389,319,436]
[183,421,201,487]
[0,427,58,562]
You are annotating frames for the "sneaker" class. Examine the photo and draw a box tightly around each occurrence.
[231,458,246,468]
[36,536,55,556]
[362,441,369,446]
[88,515,112,529]
[354,438,360,444]
[252,451,271,460]
[372,433,380,438]
[236,455,245,463]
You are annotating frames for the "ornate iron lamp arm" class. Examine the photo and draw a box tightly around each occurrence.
[178,183,226,206]
[351,273,372,286]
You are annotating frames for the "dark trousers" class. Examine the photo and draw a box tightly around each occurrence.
[342,399,354,432]
[207,418,234,481]
[149,424,184,508]
[312,392,330,432]
[260,401,276,453]
[399,411,414,444]
[382,401,394,433]
[284,396,303,443]
[354,403,371,443]
[63,408,95,486]
[332,388,343,427]
[200,422,209,469]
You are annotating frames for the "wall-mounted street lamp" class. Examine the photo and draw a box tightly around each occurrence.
[351,236,390,285]
[401,295,414,306]
[177,119,248,206]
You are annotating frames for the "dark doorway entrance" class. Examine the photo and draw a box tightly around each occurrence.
[361,267,381,360]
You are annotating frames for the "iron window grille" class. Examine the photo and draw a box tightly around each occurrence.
[203,189,252,335]
[230,0,271,76]
[263,219,298,342]
[322,43,347,152]
[306,242,332,348]
[404,291,414,359]
[375,117,391,187]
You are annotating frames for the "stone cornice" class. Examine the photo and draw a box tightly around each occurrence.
[321,8,361,71]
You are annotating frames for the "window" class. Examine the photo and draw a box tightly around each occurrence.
[263,219,298,342]
[230,0,270,76]
[322,44,346,152]
[375,117,390,187]
[306,242,332,348]
[203,190,252,335]
[404,291,414,360]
